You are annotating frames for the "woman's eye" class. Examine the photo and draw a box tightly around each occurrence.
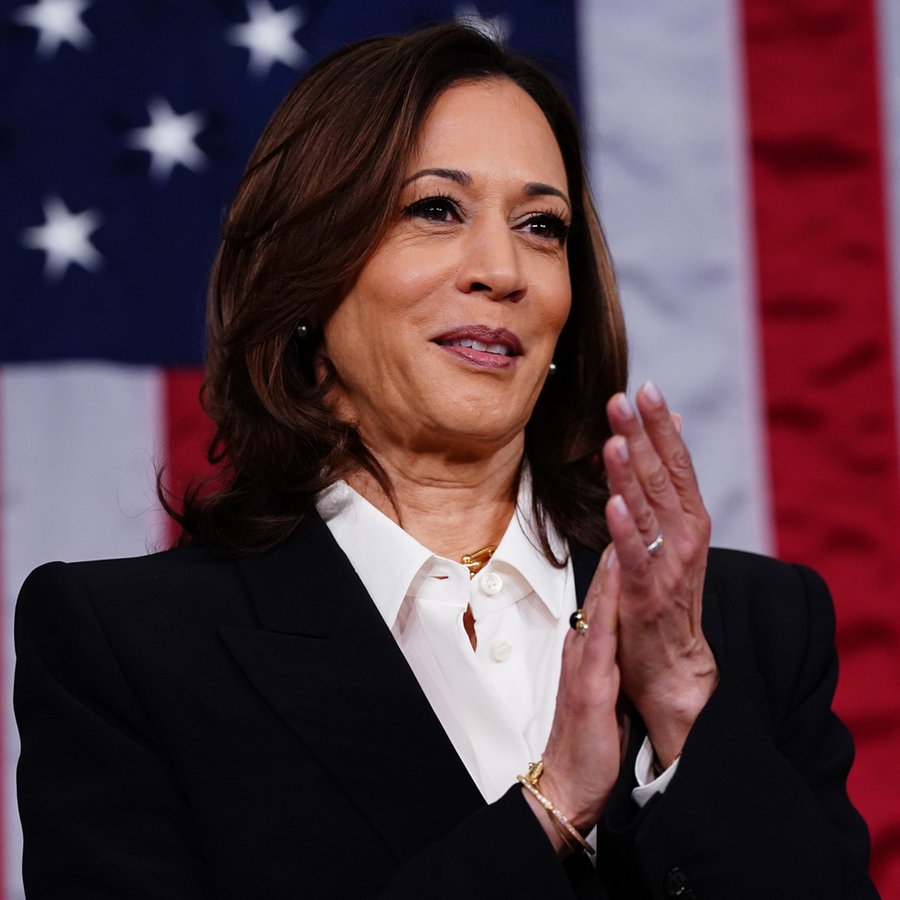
[521,213,570,243]
[404,196,461,223]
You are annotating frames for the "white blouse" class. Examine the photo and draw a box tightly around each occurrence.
[317,478,675,820]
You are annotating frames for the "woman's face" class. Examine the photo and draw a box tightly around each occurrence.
[322,78,572,461]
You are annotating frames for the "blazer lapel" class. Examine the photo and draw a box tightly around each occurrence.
[221,529,726,865]
[219,513,484,862]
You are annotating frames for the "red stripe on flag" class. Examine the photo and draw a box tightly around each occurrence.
[743,0,900,891]
[0,376,6,900]
[162,369,215,547]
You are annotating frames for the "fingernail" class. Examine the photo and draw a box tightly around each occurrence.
[609,494,627,516]
[671,412,683,434]
[614,436,629,462]
[642,381,662,406]
[615,393,635,419]
[605,546,618,568]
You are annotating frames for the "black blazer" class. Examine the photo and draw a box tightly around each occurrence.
[14,512,879,899]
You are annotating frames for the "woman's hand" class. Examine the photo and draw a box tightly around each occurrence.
[526,544,625,853]
[603,382,718,768]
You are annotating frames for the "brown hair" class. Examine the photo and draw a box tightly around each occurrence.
[166,22,628,558]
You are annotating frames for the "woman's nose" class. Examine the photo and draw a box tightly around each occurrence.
[456,219,525,302]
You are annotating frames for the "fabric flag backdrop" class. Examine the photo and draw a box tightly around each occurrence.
[2,0,899,896]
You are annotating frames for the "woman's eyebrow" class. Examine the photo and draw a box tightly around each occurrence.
[402,169,571,212]
[525,182,571,212]
[402,167,471,187]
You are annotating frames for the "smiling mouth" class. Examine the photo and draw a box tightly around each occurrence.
[433,326,523,359]
[439,338,514,356]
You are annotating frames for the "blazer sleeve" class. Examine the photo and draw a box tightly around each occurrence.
[600,559,880,899]
[15,562,218,898]
[15,561,601,900]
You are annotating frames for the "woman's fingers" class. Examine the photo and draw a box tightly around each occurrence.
[604,493,656,576]
[563,543,619,681]
[634,383,705,517]
[581,543,620,645]
[605,385,709,539]
[539,544,622,836]
[606,391,680,535]
[602,435,664,552]
[603,385,717,760]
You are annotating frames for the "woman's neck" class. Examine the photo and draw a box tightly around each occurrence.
[345,443,522,561]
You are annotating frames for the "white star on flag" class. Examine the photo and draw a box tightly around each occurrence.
[21,195,103,281]
[13,0,93,58]
[227,0,306,78]
[454,4,510,44]
[127,97,208,183]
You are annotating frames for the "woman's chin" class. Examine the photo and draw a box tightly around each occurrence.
[397,419,528,462]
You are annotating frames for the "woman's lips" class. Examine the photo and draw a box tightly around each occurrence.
[432,326,522,369]
[443,337,512,355]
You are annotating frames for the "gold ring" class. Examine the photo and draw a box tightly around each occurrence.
[569,609,589,634]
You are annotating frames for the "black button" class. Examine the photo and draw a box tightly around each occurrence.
[664,867,697,898]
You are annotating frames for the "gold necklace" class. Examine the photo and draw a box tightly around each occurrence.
[460,545,497,579]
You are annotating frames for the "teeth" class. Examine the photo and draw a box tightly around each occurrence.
[445,338,511,356]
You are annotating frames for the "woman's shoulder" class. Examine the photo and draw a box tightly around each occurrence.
[703,547,838,708]
[705,545,832,620]
[17,541,249,634]
[23,540,237,591]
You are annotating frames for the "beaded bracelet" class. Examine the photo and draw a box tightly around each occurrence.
[516,771,595,856]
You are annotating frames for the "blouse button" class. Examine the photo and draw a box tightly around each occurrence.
[479,572,503,596]
[490,640,512,662]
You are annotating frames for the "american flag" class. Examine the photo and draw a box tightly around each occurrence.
[2,1,899,896]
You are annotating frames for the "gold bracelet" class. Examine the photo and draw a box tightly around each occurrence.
[524,759,544,786]
[516,774,596,856]
[521,760,578,848]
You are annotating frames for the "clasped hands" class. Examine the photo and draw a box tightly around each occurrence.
[534,382,718,849]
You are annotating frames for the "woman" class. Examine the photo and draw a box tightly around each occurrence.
[15,23,878,899]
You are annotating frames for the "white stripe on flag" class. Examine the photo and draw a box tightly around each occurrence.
[1,363,166,900]
[576,0,772,554]
[878,0,900,462]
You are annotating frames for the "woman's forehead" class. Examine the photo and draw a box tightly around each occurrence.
[405,79,566,191]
